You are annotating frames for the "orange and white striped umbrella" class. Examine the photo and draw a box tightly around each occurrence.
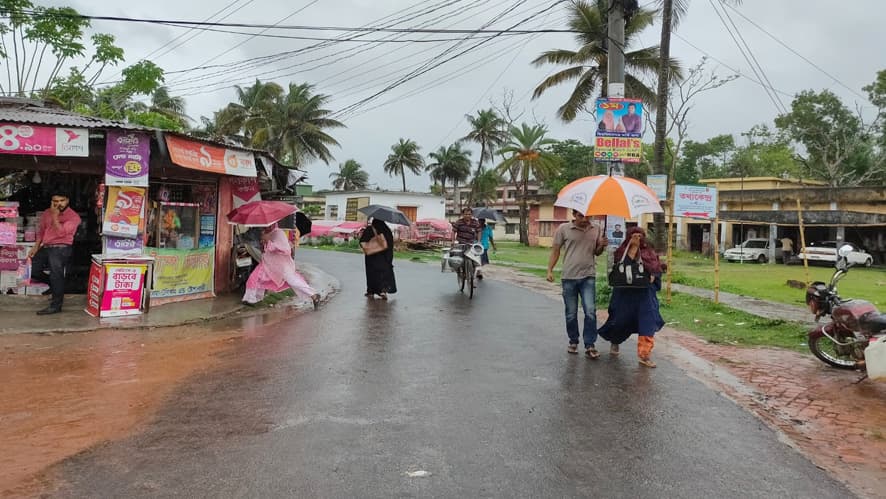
[554,175,663,218]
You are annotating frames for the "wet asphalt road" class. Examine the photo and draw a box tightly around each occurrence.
[47,249,851,498]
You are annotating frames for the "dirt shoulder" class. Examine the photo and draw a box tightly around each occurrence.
[481,264,886,499]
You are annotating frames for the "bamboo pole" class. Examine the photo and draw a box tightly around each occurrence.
[797,199,810,284]
[665,201,675,305]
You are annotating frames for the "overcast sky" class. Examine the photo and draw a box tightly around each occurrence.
[55,0,886,190]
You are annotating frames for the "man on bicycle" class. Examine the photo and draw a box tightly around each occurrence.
[451,207,481,280]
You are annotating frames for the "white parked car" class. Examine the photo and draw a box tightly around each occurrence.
[798,241,874,267]
[723,238,782,263]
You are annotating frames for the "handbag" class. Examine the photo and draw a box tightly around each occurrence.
[608,250,650,288]
[360,227,388,256]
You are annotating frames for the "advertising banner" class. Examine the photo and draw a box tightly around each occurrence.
[148,247,215,299]
[595,98,644,137]
[0,246,17,270]
[0,201,18,218]
[231,176,261,208]
[100,263,147,317]
[85,261,104,317]
[105,131,150,186]
[103,186,146,238]
[103,236,144,257]
[594,136,642,163]
[673,185,718,219]
[0,222,15,245]
[605,216,626,247]
[165,135,257,177]
[0,123,89,156]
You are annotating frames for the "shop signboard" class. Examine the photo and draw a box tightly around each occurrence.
[104,236,144,257]
[594,136,642,163]
[105,131,150,186]
[103,186,146,238]
[165,135,257,177]
[673,185,718,219]
[646,174,668,200]
[231,176,261,208]
[0,123,89,157]
[148,247,215,300]
[100,263,147,317]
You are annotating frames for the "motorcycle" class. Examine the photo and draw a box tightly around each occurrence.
[806,244,886,371]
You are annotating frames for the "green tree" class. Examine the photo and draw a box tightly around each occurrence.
[427,143,472,203]
[729,125,800,179]
[461,109,508,206]
[496,124,560,244]
[383,138,425,192]
[676,134,735,183]
[470,169,503,207]
[215,79,284,144]
[545,139,597,193]
[774,87,882,186]
[250,83,345,168]
[530,0,681,122]
[329,159,369,191]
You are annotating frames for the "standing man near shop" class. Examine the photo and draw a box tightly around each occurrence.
[28,190,81,315]
[546,210,608,359]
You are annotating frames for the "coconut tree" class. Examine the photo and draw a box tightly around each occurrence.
[250,83,345,167]
[383,138,425,192]
[530,0,681,122]
[427,143,472,206]
[495,124,560,244]
[461,108,508,207]
[215,79,284,144]
[329,159,369,191]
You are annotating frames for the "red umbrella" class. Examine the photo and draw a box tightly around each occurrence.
[226,200,298,227]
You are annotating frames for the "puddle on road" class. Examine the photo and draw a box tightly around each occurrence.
[0,311,293,496]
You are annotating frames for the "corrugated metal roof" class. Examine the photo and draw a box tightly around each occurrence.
[0,102,155,131]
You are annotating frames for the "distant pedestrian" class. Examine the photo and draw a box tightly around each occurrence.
[360,218,397,300]
[477,218,496,280]
[243,223,320,308]
[546,209,609,359]
[597,227,664,368]
[780,236,794,265]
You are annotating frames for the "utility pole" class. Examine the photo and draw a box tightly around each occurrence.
[605,0,626,268]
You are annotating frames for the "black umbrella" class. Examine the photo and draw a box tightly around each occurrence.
[472,207,507,223]
[358,204,412,226]
[295,211,312,235]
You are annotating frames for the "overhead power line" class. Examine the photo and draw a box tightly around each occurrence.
[9,9,578,34]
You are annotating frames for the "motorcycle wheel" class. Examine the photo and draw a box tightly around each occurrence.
[808,331,859,370]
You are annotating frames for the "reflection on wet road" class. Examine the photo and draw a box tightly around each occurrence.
[4,250,852,497]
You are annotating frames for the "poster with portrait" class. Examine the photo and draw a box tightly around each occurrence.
[102,186,146,238]
[606,215,626,247]
[595,98,644,138]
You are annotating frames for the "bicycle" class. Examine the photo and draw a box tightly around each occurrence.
[442,243,482,299]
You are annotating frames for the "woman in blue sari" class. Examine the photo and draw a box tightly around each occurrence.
[597,227,664,368]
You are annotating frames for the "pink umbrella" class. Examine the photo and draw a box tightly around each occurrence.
[226,200,298,227]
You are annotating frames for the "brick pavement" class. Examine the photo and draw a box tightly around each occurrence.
[481,264,886,499]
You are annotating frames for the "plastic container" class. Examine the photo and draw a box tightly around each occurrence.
[865,336,886,381]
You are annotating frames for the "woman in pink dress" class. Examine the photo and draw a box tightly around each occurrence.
[242,224,320,308]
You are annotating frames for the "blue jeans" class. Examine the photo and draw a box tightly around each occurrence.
[562,277,597,348]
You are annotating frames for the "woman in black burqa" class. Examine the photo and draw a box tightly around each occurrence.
[359,218,397,299]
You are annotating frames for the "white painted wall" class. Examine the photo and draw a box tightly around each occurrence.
[323,191,445,221]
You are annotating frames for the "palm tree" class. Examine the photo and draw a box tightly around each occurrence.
[530,0,682,122]
[329,159,370,191]
[149,86,189,124]
[250,83,345,168]
[383,138,425,192]
[215,80,284,144]
[496,124,560,244]
[461,108,508,207]
[471,169,503,207]
[427,143,472,207]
